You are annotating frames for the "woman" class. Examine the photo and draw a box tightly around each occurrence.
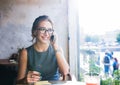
[113,58,119,73]
[16,15,69,83]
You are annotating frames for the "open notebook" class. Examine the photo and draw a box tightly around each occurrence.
[34,81,51,85]
[34,81,67,85]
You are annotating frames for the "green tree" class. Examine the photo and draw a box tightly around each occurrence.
[85,35,91,42]
[91,35,100,43]
[116,33,120,44]
[85,35,100,43]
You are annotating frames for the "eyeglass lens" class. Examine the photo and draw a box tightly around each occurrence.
[37,27,54,34]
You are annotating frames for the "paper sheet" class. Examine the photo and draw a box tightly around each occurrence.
[34,81,51,85]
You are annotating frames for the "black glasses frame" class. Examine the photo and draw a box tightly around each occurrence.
[37,27,54,34]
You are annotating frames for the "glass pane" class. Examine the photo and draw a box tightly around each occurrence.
[78,0,120,82]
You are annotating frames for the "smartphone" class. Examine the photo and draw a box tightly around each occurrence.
[50,35,54,42]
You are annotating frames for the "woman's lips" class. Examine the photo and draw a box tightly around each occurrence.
[41,36,49,40]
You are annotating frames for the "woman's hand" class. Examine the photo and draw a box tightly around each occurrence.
[26,71,41,83]
[50,33,61,51]
[50,32,58,45]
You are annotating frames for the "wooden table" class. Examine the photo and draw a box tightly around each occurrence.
[17,81,85,85]
[0,59,18,66]
[0,59,18,85]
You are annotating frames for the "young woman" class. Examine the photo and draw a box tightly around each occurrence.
[16,15,69,83]
[113,58,119,72]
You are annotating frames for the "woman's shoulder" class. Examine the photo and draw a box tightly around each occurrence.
[18,48,28,62]
[20,48,27,56]
[19,45,33,56]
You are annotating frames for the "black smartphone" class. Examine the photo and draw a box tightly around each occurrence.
[50,35,54,42]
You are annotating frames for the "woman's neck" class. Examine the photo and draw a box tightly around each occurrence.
[34,42,49,52]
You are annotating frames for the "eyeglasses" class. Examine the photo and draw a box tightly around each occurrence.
[37,27,54,34]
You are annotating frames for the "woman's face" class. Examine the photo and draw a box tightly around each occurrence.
[36,20,53,44]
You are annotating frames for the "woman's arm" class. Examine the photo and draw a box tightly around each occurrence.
[16,48,27,83]
[53,44,70,76]
[50,33,70,78]
[16,48,40,84]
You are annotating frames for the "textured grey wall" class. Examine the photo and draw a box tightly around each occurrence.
[0,0,68,59]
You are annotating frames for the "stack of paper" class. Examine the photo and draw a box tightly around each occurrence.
[34,81,51,85]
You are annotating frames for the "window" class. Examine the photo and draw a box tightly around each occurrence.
[78,0,120,81]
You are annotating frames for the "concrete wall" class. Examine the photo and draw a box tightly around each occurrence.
[0,0,69,59]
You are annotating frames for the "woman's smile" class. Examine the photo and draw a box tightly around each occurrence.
[41,36,49,41]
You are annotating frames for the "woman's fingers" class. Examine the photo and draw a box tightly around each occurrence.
[27,71,41,83]
[50,32,58,43]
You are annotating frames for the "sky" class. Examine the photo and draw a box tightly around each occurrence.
[78,0,120,35]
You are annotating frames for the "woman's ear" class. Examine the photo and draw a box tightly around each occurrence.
[32,31,37,37]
